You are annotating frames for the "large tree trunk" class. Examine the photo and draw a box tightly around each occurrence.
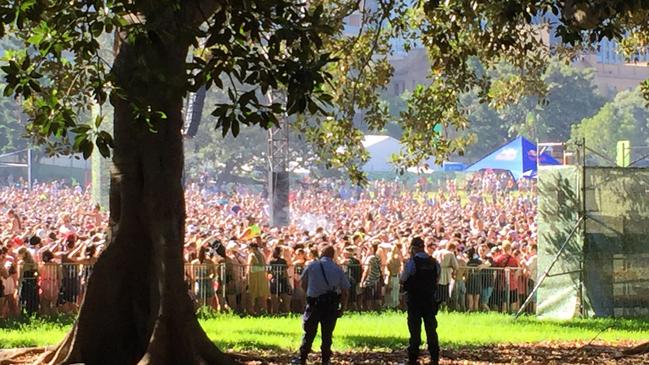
[41,9,235,365]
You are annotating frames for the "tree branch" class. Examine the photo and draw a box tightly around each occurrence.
[181,0,223,28]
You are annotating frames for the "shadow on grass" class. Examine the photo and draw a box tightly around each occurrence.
[214,340,286,352]
[515,316,649,333]
[226,329,296,337]
[339,334,408,349]
[339,334,497,350]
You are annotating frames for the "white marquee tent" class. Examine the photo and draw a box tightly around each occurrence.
[362,135,439,173]
[362,135,402,172]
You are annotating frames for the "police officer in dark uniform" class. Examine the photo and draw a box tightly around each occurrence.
[292,245,350,365]
[401,237,441,365]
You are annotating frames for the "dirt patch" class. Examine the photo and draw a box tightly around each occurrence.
[233,341,649,365]
[2,341,647,364]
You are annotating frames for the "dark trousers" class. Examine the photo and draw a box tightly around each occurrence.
[299,303,338,362]
[407,301,439,365]
[436,284,449,304]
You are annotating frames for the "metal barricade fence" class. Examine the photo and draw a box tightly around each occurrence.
[8,263,89,316]
[185,263,300,313]
[10,263,530,315]
[452,266,529,313]
[17,275,39,315]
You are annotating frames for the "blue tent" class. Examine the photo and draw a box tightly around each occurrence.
[466,136,560,179]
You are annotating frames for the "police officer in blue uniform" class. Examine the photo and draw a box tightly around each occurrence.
[401,237,441,365]
[292,245,350,365]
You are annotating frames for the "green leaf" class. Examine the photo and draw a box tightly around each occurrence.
[220,117,231,137]
[80,139,94,159]
[27,30,44,45]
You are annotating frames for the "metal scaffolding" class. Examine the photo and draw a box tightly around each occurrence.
[267,117,290,175]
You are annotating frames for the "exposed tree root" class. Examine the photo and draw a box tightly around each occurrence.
[0,348,49,365]
[622,341,649,356]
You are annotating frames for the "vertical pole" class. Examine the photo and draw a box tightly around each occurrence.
[27,147,32,190]
[536,141,539,173]
[579,138,586,317]
[221,263,226,308]
[505,268,511,313]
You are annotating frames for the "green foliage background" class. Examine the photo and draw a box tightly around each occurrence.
[571,87,649,162]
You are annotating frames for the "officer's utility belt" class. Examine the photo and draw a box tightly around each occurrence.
[307,291,340,307]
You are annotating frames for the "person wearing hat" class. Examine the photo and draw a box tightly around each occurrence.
[292,245,350,365]
[400,237,441,365]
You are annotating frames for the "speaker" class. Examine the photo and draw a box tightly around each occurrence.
[184,85,206,137]
[269,171,289,227]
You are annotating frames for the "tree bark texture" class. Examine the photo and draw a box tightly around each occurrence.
[42,5,235,365]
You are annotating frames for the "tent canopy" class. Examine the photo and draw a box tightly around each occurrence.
[362,135,403,172]
[466,136,560,179]
[362,135,445,173]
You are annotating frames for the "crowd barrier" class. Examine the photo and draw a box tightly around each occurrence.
[2,263,533,316]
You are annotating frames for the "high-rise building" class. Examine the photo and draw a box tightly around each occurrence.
[535,12,649,97]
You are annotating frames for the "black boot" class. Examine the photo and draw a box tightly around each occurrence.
[428,355,439,365]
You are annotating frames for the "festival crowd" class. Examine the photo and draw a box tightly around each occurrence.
[0,170,538,318]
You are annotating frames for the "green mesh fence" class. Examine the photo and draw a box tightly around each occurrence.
[537,166,583,319]
[537,165,649,318]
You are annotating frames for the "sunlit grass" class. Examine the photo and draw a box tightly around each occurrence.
[1,311,647,351]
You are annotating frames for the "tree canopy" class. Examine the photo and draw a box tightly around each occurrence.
[2,1,649,180]
[3,1,649,364]
[571,87,649,162]
[461,60,605,161]
[0,0,337,158]
[184,104,321,184]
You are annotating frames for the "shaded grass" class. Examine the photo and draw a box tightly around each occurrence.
[1,311,648,351]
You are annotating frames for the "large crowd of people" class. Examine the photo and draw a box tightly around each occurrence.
[0,170,538,318]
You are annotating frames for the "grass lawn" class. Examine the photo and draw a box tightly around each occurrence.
[1,311,648,352]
